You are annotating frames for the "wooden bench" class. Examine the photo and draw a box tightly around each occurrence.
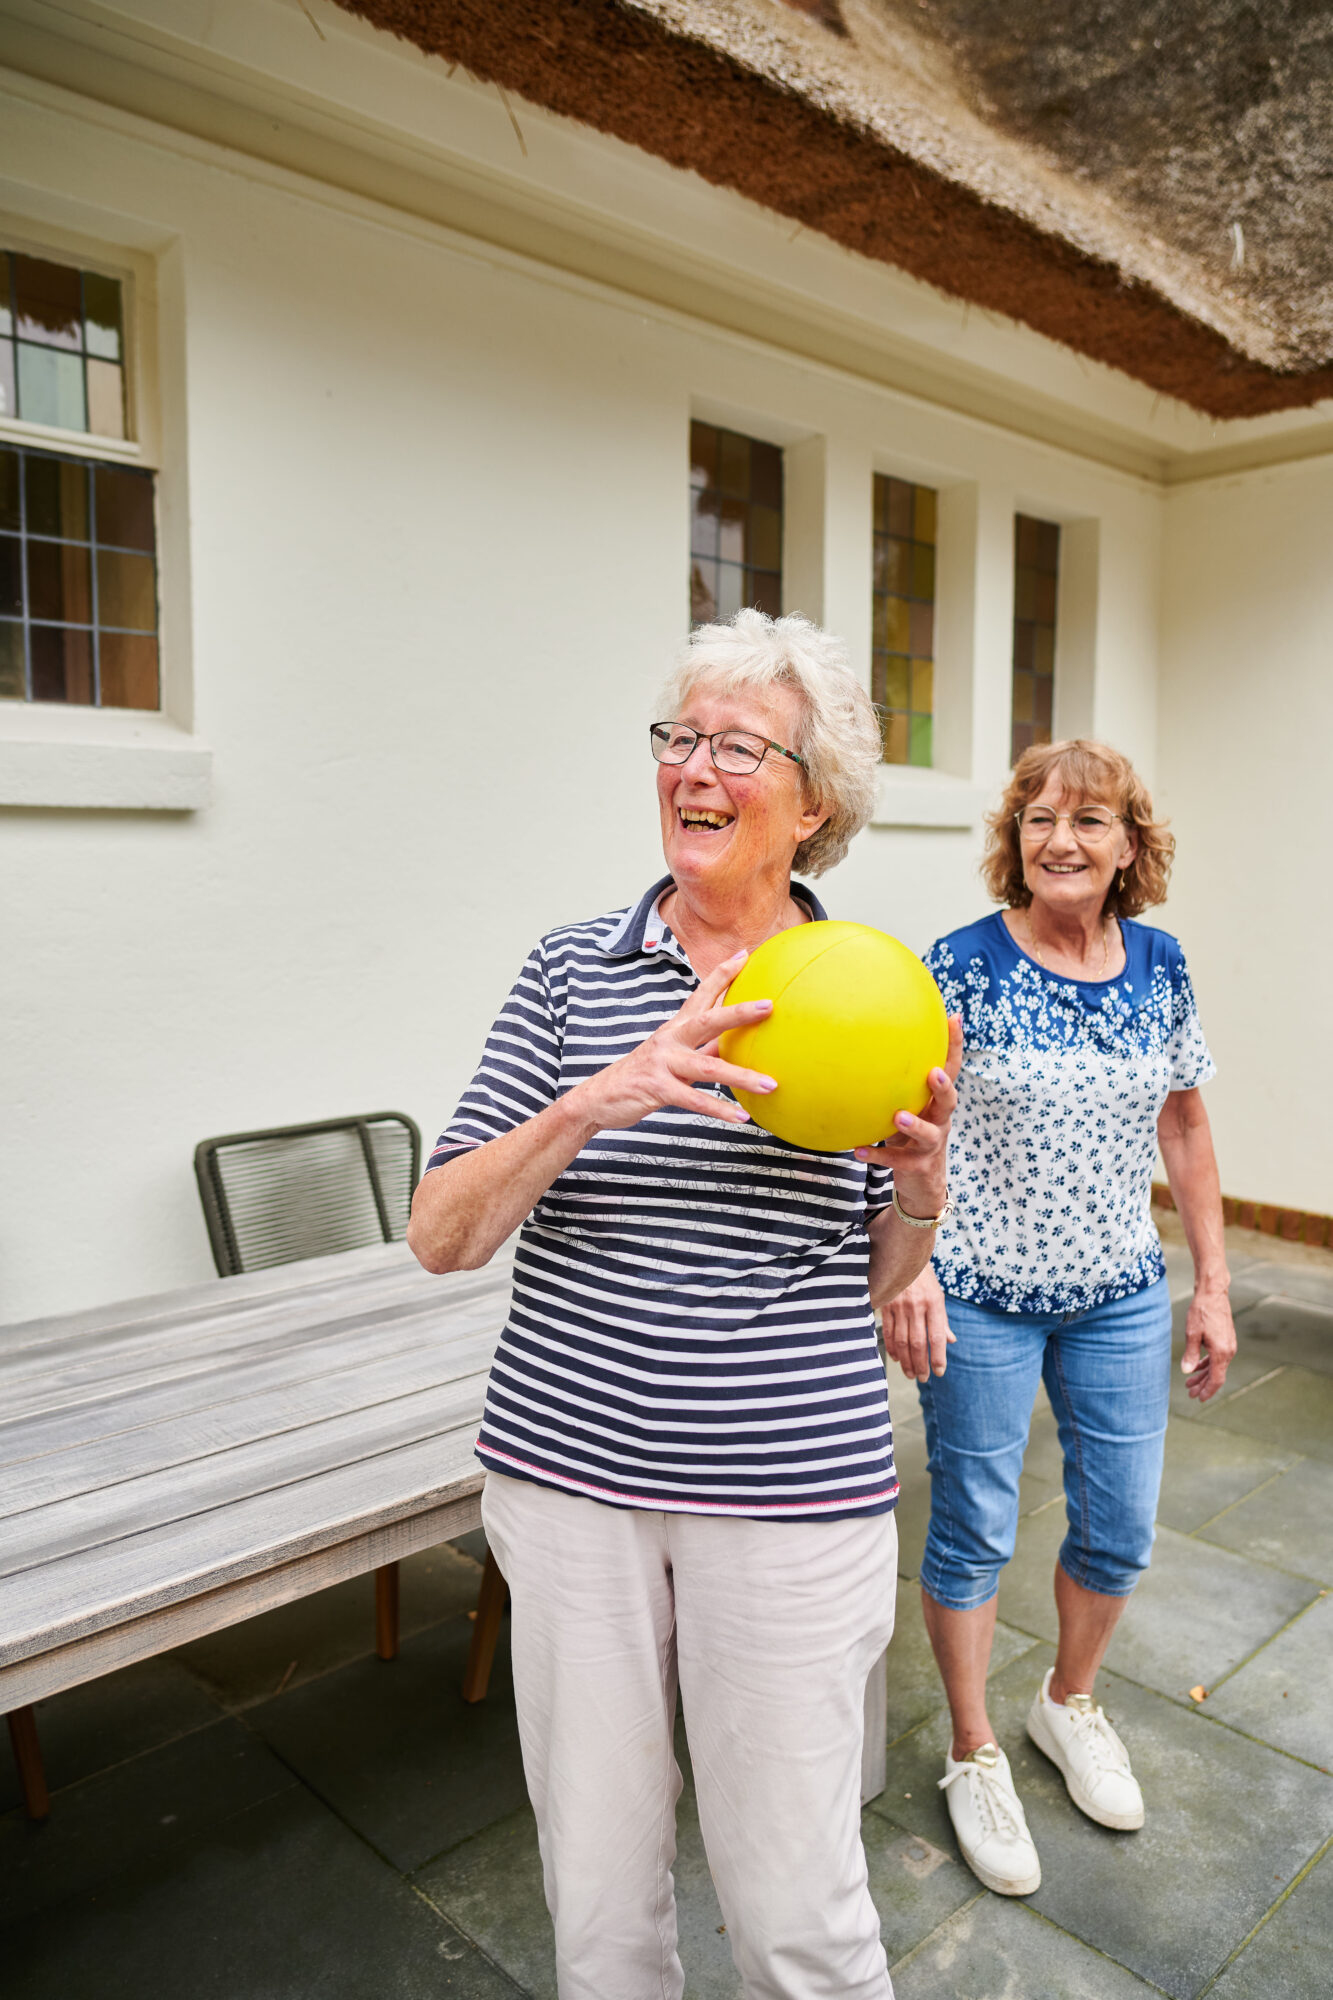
[1,1239,888,1818]
[0,1242,513,1818]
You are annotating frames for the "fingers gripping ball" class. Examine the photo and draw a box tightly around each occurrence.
[719,922,948,1152]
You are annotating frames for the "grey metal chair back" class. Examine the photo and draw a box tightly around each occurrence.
[194,1112,421,1277]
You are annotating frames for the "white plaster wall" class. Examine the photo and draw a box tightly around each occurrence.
[1158,459,1333,1215]
[0,86,1164,1321]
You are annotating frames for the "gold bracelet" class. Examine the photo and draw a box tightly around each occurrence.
[891,1185,954,1230]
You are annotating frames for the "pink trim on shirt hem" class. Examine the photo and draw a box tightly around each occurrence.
[476,1440,899,1515]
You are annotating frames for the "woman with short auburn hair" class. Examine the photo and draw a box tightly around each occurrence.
[883,737,1235,1900]
[981,738,1176,915]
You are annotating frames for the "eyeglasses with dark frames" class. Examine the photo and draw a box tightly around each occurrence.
[649,721,806,775]
[1015,805,1125,844]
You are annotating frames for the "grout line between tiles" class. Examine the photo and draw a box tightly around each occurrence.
[407,1878,534,1996]
[1196,1587,1330,1700]
[1187,1460,1305,1536]
[1202,1364,1288,1407]
[0,1705,233,1815]
[1194,1827,1333,1997]
[1184,1698,1333,1775]
[886,1887,1175,1995]
[885,1888,988,1976]
[1018,1901,1177,1996]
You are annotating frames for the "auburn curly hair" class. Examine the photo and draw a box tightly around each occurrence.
[982,739,1175,917]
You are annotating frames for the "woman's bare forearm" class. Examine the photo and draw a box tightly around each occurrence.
[1158,1091,1229,1294]
[867,1204,941,1309]
[407,1093,600,1273]
[409,951,780,1277]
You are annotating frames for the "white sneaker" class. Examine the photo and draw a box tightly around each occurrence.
[1026,1669,1145,1830]
[938,1742,1042,1895]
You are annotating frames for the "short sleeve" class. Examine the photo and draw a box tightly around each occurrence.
[426,944,563,1170]
[924,938,963,1015]
[1165,950,1217,1092]
[864,1161,894,1218]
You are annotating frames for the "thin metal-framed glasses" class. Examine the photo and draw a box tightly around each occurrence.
[649,721,805,775]
[1015,805,1125,844]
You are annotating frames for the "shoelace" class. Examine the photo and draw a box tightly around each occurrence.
[1063,1696,1132,1775]
[939,1752,1028,1842]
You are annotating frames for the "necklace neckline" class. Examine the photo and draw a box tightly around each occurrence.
[1013,908,1121,981]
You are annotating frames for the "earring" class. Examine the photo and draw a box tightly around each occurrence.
[1119,871,1126,895]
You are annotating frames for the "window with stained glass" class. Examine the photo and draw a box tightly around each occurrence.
[0,251,127,440]
[872,473,936,766]
[689,421,782,626]
[1011,514,1060,763]
[0,444,158,708]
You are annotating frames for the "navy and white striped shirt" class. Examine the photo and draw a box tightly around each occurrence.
[428,877,898,1519]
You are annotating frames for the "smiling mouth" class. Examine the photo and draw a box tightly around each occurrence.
[678,807,735,833]
[1042,862,1087,873]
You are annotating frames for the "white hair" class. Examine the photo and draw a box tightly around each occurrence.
[657,608,882,877]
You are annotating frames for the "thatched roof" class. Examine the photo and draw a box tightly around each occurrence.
[332,0,1333,418]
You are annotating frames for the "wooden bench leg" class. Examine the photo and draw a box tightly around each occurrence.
[7,1707,50,1822]
[374,1561,400,1661]
[462,1547,508,1703]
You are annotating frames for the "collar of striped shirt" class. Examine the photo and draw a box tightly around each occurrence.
[598,873,830,966]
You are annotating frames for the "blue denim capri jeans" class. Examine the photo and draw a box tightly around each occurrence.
[917,1277,1173,1611]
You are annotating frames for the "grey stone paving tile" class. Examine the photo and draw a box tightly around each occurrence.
[0,1717,294,1926]
[0,1780,521,2000]
[1154,1419,1298,1535]
[875,1651,1333,2000]
[419,1786,743,2000]
[1207,1841,1333,1999]
[862,1817,980,1966]
[1225,1275,1278,1317]
[453,1527,489,1567]
[1238,1259,1333,1309]
[417,1807,558,2000]
[419,1777,978,1996]
[884,1580,1037,1748]
[1197,1455,1333,1583]
[171,1538,485,1708]
[997,1508,1317,1701]
[892,1413,931,1582]
[1162,1242,1196,1299]
[0,1654,224,1816]
[244,1611,528,1873]
[1230,1296,1333,1377]
[1204,1592,1333,1768]
[889,1895,1162,1998]
[1194,1365,1333,1462]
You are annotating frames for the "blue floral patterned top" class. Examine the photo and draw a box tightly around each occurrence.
[925,912,1215,1314]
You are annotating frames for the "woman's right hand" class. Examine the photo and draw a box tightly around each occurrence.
[882,1263,955,1382]
[570,948,779,1133]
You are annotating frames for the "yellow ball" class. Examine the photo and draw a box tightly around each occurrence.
[718,921,948,1152]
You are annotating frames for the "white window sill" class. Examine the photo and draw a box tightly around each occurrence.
[0,706,212,810]
[871,767,985,831]
[0,416,145,465]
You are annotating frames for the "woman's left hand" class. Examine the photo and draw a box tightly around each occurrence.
[1180,1287,1237,1401]
[854,1015,963,1208]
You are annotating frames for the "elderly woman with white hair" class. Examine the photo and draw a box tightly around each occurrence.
[410,608,960,2000]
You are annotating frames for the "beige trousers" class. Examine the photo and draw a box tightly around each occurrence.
[481,1472,897,2000]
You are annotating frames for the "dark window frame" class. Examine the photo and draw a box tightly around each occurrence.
[0,249,129,442]
[0,441,160,709]
[689,419,784,628]
[1011,514,1060,764]
[872,472,937,768]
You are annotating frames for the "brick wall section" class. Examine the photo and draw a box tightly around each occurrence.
[1152,1182,1332,1250]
